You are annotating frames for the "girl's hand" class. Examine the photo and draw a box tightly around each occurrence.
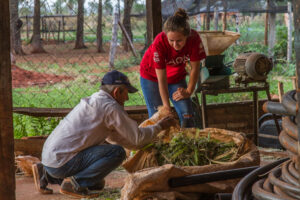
[172,87,191,101]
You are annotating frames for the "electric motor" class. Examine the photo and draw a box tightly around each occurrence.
[233,52,272,84]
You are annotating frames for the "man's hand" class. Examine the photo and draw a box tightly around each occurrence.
[163,106,177,118]
[157,116,177,130]
[172,87,191,101]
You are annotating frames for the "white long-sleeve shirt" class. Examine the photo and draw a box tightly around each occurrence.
[42,90,162,168]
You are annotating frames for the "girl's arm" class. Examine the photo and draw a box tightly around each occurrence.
[155,68,172,112]
[172,60,200,101]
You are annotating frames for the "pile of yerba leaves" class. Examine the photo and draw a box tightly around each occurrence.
[154,132,238,166]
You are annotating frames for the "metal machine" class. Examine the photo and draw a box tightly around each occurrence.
[197,31,240,91]
[233,52,273,85]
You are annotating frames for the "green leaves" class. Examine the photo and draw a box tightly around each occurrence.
[154,132,238,166]
[13,114,61,139]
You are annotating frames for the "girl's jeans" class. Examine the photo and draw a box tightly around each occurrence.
[140,76,195,128]
[44,144,126,189]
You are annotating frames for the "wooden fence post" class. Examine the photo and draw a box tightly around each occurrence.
[0,0,15,199]
[62,16,65,42]
[146,0,162,47]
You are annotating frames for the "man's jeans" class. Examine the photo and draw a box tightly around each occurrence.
[140,76,195,128]
[44,144,126,189]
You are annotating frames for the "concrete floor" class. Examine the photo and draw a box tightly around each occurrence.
[16,170,128,200]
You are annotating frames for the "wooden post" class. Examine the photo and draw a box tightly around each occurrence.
[235,13,240,44]
[26,15,29,40]
[203,14,206,31]
[268,12,276,57]
[277,82,284,103]
[287,2,293,64]
[205,0,211,30]
[58,21,61,43]
[196,14,201,31]
[214,7,219,31]
[118,21,137,57]
[0,0,15,199]
[264,0,269,46]
[292,0,300,183]
[62,16,65,42]
[222,0,227,31]
[46,20,51,41]
[146,0,162,47]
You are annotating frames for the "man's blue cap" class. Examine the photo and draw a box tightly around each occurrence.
[101,70,138,93]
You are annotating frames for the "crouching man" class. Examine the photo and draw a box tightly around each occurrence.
[32,70,175,198]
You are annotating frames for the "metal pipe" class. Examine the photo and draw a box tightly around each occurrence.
[252,179,284,200]
[232,158,289,200]
[214,193,232,200]
[281,160,299,186]
[279,130,298,155]
[282,116,298,140]
[269,167,300,195]
[168,166,259,188]
[282,90,297,116]
[263,101,293,116]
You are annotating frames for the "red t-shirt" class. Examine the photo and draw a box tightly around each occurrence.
[140,29,206,84]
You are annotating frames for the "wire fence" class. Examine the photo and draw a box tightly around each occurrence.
[11,0,289,109]
[9,0,293,138]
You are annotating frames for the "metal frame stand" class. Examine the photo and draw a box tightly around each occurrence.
[197,82,280,145]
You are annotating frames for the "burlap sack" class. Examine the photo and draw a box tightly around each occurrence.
[121,128,260,200]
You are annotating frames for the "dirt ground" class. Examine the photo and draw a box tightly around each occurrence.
[16,169,127,200]
[12,65,74,88]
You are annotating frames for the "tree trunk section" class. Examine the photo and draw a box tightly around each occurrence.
[122,0,133,52]
[97,0,104,52]
[109,0,120,69]
[31,0,46,53]
[10,0,24,55]
[0,0,15,199]
[75,0,87,49]
[292,0,300,181]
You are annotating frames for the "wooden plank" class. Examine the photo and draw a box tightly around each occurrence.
[0,0,15,199]
[15,138,45,158]
[13,105,148,117]
[259,149,288,158]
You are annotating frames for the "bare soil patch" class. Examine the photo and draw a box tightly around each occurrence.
[12,64,74,88]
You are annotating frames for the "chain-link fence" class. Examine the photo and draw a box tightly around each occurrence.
[10,0,292,137]
[13,0,149,109]
[11,0,290,109]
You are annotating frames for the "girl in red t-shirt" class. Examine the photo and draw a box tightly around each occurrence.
[140,8,206,127]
